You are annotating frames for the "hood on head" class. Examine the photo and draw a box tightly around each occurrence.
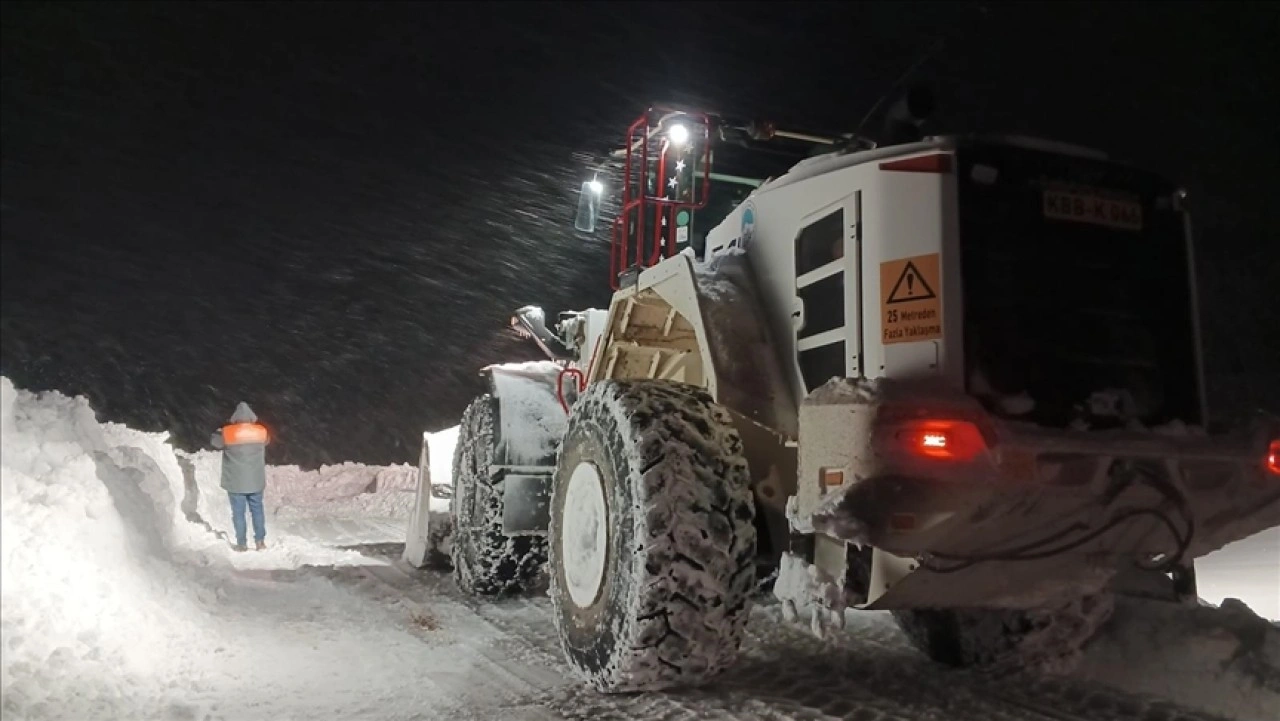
[229,402,258,424]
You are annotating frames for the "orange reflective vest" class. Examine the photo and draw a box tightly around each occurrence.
[222,422,269,446]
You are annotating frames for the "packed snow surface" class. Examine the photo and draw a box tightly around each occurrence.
[1077,596,1280,721]
[0,377,527,721]
[2,376,1278,721]
[1196,527,1280,621]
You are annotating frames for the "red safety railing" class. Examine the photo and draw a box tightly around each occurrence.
[610,108,714,289]
[556,367,586,415]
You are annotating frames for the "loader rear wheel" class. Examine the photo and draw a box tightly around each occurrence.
[549,380,757,692]
[450,394,546,596]
[893,593,1114,671]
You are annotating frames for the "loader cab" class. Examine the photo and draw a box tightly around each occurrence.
[574,106,829,289]
[577,105,1207,433]
[688,178,756,257]
[698,135,1206,433]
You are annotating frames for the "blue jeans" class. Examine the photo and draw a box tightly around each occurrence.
[228,491,266,546]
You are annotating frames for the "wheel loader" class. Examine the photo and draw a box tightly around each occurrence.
[405,92,1280,692]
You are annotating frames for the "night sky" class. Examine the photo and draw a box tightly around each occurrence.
[3,2,1277,467]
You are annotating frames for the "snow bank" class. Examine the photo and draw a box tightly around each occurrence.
[263,462,417,548]
[1078,597,1280,721]
[178,451,419,549]
[267,462,416,507]
[1197,527,1280,621]
[0,378,420,719]
[0,377,220,718]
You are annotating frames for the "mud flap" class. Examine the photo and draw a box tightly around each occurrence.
[498,466,553,536]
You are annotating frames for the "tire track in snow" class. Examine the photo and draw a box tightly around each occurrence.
[337,560,574,718]
[333,552,1229,721]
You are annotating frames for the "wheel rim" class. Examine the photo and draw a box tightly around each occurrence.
[561,460,609,608]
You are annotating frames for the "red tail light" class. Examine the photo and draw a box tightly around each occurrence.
[879,153,953,174]
[895,419,988,462]
[1267,440,1280,476]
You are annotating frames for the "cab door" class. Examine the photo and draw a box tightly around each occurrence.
[793,191,862,393]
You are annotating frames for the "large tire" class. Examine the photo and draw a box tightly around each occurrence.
[450,394,547,596]
[893,593,1114,672]
[549,380,757,692]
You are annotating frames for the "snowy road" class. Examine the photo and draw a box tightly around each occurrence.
[3,378,1277,721]
[1197,527,1280,621]
[234,543,1247,721]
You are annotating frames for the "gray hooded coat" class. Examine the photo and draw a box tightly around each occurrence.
[211,402,269,494]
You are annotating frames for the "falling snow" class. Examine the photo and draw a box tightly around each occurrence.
[2,4,1278,469]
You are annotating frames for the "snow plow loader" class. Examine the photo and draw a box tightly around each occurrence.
[407,91,1280,692]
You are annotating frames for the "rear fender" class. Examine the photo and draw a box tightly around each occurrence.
[484,361,567,536]
[484,361,568,467]
[495,466,553,536]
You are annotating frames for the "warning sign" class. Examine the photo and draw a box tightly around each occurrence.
[880,253,942,345]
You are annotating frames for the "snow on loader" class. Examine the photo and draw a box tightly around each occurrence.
[407,92,1280,692]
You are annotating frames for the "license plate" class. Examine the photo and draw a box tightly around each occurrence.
[1043,188,1143,231]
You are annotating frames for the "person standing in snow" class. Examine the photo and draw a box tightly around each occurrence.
[211,402,270,552]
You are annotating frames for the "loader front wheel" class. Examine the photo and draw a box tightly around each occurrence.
[549,380,757,692]
[450,394,546,596]
[893,593,1114,671]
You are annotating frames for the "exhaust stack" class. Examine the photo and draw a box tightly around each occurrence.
[881,85,936,146]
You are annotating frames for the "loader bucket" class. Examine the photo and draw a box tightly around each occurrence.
[403,425,459,568]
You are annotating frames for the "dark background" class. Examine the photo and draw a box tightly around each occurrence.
[3,1,1277,467]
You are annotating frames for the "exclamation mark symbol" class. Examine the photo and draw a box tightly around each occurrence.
[906,272,915,297]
